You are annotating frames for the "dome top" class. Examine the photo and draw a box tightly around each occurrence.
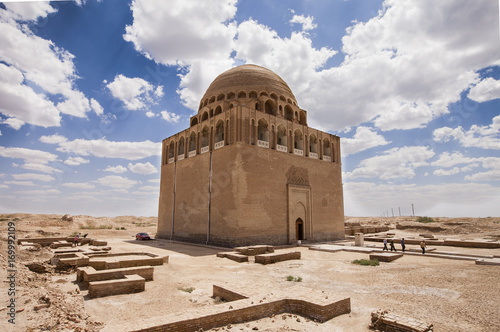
[200,64,297,109]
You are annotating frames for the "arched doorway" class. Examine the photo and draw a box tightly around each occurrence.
[296,218,304,240]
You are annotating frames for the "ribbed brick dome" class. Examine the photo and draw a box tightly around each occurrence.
[200,64,297,107]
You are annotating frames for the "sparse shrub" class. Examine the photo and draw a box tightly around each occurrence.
[178,287,195,293]
[286,275,302,282]
[120,227,126,230]
[416,216,435,223]
[115,227,120,230]
[0,218,8,221]
[352,259,379,266]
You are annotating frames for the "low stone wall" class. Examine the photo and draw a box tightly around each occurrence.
[213,285,248,302]
[88,274,145,298]
[369,253,403,262]
[234,245,274,256]
[370,310,433,331]
[88,252,168,270]
[216,252,249,263]
[132,285,350,332]
[255,251,301,265]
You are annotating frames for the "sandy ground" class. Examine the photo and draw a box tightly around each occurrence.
[1,214,500,332]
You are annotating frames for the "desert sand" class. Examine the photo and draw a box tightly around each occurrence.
[1,214,499,332]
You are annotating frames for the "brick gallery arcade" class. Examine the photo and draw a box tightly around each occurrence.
[157,64,344,246]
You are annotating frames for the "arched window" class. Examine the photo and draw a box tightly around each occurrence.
[258,119,269,142]
[255,102,259,111]
[280,95,286,101]
[214,105,222,116]
[284,105,293,121]
[287,98,292,104]
[189,132,197,153]
[168,141,175,159]
[209,109,213,117]
[198,102,203,111]
[178,137,185,156]
[249,91,258,98]
[265,100,277,116]
[260,92,268,97]
[217,94,225,101]
[277,125,287,151]
[215,120,224,143]
[238,91,246,98]
[209,96,215,103]
[191,118,198,127]
[201,126,209,148]
[201,112,208,122]
[323,139,331,160]
[294,130,303,150]
[309,135,317,153]
[299,111,307,125]
[227,92,235,99]
[270,93,278,100]
[204,99,208,107]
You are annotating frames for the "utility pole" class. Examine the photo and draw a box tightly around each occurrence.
[412,203,415,217]
[391,208,394,217]
[399,207,401,216]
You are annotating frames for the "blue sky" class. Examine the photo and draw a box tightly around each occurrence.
[0,0,499,217]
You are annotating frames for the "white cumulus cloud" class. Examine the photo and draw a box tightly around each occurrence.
[94,175,138,189]
[468,77,500,103]
[106,74,163,111]
[341,126,391,156]
[160,110,180,123]
[104,165,128,174]
[128,162,158,175]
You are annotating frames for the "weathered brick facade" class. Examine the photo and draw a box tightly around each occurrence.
[158,65,345,246]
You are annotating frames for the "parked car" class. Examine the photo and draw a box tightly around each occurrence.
[135,232,151,240]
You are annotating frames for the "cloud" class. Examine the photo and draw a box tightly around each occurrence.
[39,134,68,144]
[16,189,60,195]
[21,163,63,174]
[465,169,500,182]
[290,15,317,31]
[0,146,58,164]
[62,182,95,189]
[106,74,163,111]
[148,178,160,183]
[344,146,435,180]
[433,115,500,150]
[468,77,500,103]
[1,116,25,130]
[433,167,460,176]
[94,175,138,189]
[341,126,391,156]
[128,162,158,175]
[123,0,237,110]
[431,151,477,168]
[64,156,90,166]
[4,180,34,186]
[90,98,104,116]
[0,4,95,128]
[160,110,180,123]
[145,111,157,118]
[104,165,128,174]
[0,64,61,127]
[40,136,161,160]
[138,185,158,191]
[12,173,55,182]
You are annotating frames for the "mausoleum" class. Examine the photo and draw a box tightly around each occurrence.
[157,64,344,246]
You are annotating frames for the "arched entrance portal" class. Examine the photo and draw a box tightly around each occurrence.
[296,218,304,240]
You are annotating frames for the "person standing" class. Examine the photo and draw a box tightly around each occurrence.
[401,238,406,252]
[383,238,389,251]
[390,239,397,252]
[420,240,426,254]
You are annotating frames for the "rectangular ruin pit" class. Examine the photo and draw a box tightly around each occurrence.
[77,266,154,286]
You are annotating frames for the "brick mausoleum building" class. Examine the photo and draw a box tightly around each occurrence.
[157,64,344,246]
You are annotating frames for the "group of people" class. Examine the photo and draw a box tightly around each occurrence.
[383,238,427,254]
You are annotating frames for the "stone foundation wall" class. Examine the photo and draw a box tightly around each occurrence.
[88,275,145,298]
[132,296,350,332]
[254,251,301,265]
